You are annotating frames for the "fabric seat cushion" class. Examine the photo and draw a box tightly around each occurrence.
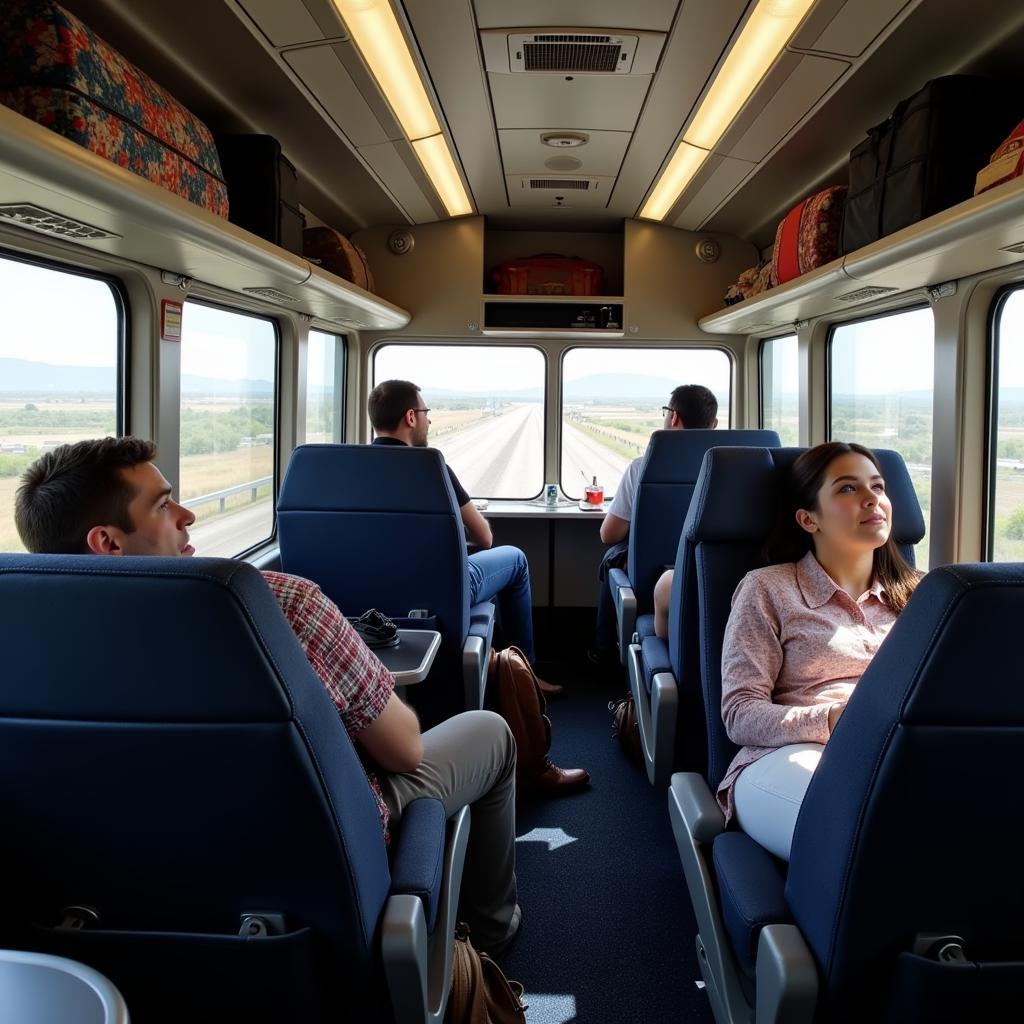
[640,635,671,697]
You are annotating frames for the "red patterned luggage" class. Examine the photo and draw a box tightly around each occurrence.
[769,186,847,287]
[0,0,228,217]
[303,227,376,292]
[493,254,604,296]
[975,119,1024,196]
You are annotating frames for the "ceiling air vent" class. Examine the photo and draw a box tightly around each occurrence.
[508,32,638,74]
[243,286,299,303]
[836,286,899,303]
[529,178,592,190]
[0,203,120,240]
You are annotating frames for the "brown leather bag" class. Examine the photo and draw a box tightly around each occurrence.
[450,924,527,1024]
[610,694,643,767]
[487,647,551,777]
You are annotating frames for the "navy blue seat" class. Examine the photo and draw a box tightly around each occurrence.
[609,429,780,665]
[0,554,470,1024]
[668,447,972,1024]
[277,444,495,726]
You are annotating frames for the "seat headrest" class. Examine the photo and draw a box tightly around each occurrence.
[0,554,318,721]
[685,446,926,549]
[278,444,458,514]
[639,429,781,483]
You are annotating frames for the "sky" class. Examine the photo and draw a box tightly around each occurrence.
[2,254,1023,392]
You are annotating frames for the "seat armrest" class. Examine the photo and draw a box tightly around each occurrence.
[389,798,446,934]
[755,924,818,1024]
[669,772,725,845]
[463,603,495,710]
[609,567,636,667]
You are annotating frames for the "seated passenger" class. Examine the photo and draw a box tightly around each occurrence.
[14,438,521,957]
[717,442,921,860]
[367,380,589,795]
[653,567,674,641]
[590,384,719,664]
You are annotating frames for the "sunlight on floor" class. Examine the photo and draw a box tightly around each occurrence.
[515,827,579,851]
[524,993,577,1023]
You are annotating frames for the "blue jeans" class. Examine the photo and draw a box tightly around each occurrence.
[467,546,535,664]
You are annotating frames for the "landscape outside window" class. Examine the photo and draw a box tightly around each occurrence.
[830,307,934,569]
[0,255,120,553]
[306,329,343,443]
[761,334,799,445]
[179,302,277,557]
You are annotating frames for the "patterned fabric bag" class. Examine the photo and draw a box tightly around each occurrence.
[0,0,229,216]
[769,186,847,287]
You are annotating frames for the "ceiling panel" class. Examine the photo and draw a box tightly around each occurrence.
[670,154,757,231]
[472,0,680,33]
[799,0,913,57]
[723,55,848,164]
[498,129,629,176]
[488,73,652,132]
[359,142,442,223]
[284,45,393,148]
[236,0,326,47]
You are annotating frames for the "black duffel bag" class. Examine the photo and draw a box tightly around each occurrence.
[841,75,1018,255]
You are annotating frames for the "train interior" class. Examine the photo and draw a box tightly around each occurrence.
[2,0,1024,1021]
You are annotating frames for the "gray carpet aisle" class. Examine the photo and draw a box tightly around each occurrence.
[501,664,715,1024]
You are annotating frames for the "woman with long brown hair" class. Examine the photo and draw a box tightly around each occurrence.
[717,441,921,860]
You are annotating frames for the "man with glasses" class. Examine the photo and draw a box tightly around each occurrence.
[368,379,589,795]
[590,384,719,665]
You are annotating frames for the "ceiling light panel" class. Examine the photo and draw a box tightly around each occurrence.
[412,135,473,216]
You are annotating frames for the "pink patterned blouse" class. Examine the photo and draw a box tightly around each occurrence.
[716,551,897,820]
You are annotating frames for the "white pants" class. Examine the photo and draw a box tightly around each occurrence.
[733,743,824,861]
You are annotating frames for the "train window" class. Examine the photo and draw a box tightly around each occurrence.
[0,254,123,553]
[990,289,1024,561]
[306,329,345,443]
[372,344,546,499]
[760,334,799,444]
[829,307,934,568]
[560,347,731,500]
[180,302,277,556]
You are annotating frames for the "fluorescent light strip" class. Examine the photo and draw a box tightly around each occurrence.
[641,0,817,221]
[412,135,474,217]
[332,0,473,218]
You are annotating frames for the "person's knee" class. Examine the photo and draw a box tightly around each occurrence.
[464,709,516,771]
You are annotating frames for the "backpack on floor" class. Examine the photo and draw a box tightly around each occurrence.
[487,647,551,777]
[450,923,527,1024]
[609,694,643,767]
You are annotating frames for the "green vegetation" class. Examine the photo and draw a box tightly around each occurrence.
[0,407,114,433]
[179,402,274,456]
[0,453,35,478]
[1006,507,1024,541]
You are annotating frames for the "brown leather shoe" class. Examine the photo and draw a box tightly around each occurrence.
[527,758,590,796]
[535,676,564,696]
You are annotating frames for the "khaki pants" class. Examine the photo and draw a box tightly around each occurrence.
[379,710,518,949]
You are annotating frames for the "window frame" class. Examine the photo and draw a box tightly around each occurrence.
[179,297,281,556]
[370,340,549,500]
[758,332,798,436]
[0,246,129,436]
[558,343,734,500]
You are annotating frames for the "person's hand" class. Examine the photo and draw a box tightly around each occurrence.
[827,702,846,734]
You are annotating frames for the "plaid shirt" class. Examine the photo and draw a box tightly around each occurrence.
[261,571,395,842]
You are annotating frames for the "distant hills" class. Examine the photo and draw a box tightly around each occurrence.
[427,373,703,402]
[0,357,273,395]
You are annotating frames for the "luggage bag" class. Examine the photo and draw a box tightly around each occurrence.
[493,254,605,296]
[841,75,1017,254]
[303,226,376,292]
[0,0,228,217]
[216,135,305,254]
[769,185,847,287]
[975,119,1024,196]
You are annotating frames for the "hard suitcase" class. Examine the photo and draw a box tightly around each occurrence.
[974,118,1024,196]
[493,253,604,296]
[769,185,847,287]
[0,0,228,217]
[303,226,375,292]
[216,135,305,254]
[841,75,1017,254]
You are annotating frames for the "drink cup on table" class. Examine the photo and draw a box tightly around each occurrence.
[584,475,604,505]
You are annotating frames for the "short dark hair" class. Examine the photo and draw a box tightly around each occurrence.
[14,437,157,554]
[669,384,718,428]
[368,379,422,431]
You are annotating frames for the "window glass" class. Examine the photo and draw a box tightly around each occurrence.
[761,334,799,445]
[180,302,276,556]
[990,289,1024,561]
[829,308,934,568]
[560,347,731,500]
[372,345,545,499]
[0,255,121,552]
[306,329,344,442]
